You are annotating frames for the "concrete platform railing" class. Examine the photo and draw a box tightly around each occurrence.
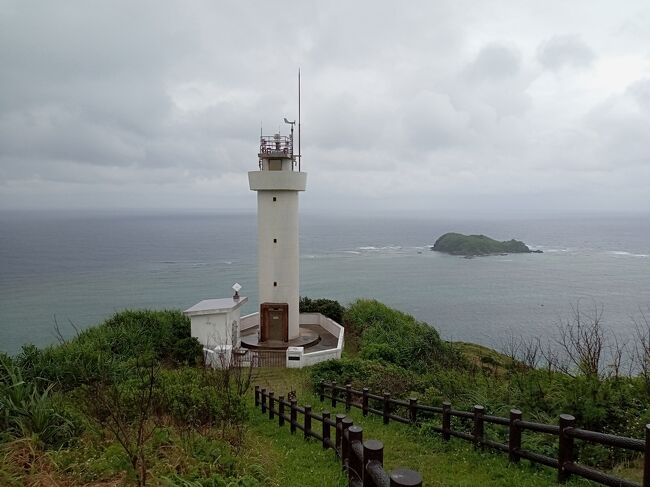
[241,312,344,368]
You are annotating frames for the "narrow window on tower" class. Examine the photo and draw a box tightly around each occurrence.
[273,238,277,243]
[273,196,277,202]
[273,281,277,287]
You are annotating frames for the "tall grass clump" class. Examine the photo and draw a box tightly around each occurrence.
[345,299,464,372]
[0,354,81,447]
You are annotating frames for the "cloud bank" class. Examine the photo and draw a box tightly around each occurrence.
[1,1,649,214]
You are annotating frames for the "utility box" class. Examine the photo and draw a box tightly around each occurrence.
[286,346,304,368]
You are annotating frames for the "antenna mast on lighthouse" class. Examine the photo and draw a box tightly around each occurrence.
[298,69,301,172]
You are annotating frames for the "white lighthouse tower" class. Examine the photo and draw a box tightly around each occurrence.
[248,124,306,342]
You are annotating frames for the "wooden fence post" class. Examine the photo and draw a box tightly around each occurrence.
[278,395,285,426]
[261,388,267,414]
[290,399,297,434]
[347,425,363,483]
[346,383,352,412]
[331,381,337,408]
[383,392,391,424]
[442,401,451,441]
[409,397,418,424]
[509,409,522,463]
[322,410,331,449]
[473,405,485,450]
[363,440,384,487]
[254,385,260,407]
[304,405,312,440]
[341,417,354,470]
[268,391,275,420]
[389,469,423,487]
[558,414,575,483]
[335,413,346,453]
[319,380,325,403]
[362,388,369,417]
[643,424,650,487]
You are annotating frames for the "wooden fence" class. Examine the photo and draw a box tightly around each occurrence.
[319,380,650,487]
[254,385,423,487]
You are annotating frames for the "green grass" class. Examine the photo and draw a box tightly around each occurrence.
[249,369,598,487]
[241,368,345,487]
[250,367,314,396]
[245,401,346,487]
[320,407,594,487]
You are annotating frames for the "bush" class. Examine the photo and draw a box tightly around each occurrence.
[16,310,202,390]
[299,297,345,323]
[172,337,204,366]
[345,299,464,372]
[156,368,247,428]
[310,358,421,397]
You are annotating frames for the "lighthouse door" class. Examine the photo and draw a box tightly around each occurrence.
[260,303,289,342]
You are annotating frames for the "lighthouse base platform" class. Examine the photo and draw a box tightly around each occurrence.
[240,327,321,350]
[235,312,344,368]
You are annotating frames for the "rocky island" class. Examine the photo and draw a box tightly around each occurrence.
[432,232,542,257]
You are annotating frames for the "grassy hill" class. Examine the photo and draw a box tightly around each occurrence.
[2,300,646,486]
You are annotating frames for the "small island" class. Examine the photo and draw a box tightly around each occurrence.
[432,232,542,257]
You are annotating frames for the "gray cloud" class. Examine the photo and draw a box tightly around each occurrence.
[465,44,522,80]
[628,78,650,111]
[0,1,649,213]
[537,35,596,71]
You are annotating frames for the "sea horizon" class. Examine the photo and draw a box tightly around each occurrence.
[1,209,649,356]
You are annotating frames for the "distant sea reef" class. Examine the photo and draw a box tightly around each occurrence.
[432,232,542,257]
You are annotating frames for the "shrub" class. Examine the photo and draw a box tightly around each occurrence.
[156,368,247,428]
[299,297,345,324]
[16,310,202,391]
[310,358,421,397]
[172,337,204,366]
[0,355,82,448]
[345,299,464,372]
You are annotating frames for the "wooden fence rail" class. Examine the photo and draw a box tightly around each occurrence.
[320,380,650,487]
[254,385,423,487]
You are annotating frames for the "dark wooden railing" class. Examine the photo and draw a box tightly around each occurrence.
[320,380,650,487]
[255,385,423,487]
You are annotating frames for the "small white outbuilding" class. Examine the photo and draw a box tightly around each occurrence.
[183,296,248,350]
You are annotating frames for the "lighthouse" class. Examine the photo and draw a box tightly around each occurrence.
[185,102,344,367]
[248,125,306,342]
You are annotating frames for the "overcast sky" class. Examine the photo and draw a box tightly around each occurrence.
[1,1,649,215]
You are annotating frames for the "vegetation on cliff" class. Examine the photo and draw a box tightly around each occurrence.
[310,299,650,478]
[0,310,262,486]
[2,299,648,485]
[432,232,538,256]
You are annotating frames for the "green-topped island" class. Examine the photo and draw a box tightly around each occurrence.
[432,232,542,257]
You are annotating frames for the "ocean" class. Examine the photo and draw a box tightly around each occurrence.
[1,210,649,355]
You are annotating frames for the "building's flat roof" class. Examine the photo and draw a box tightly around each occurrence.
[184,296,248,316]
